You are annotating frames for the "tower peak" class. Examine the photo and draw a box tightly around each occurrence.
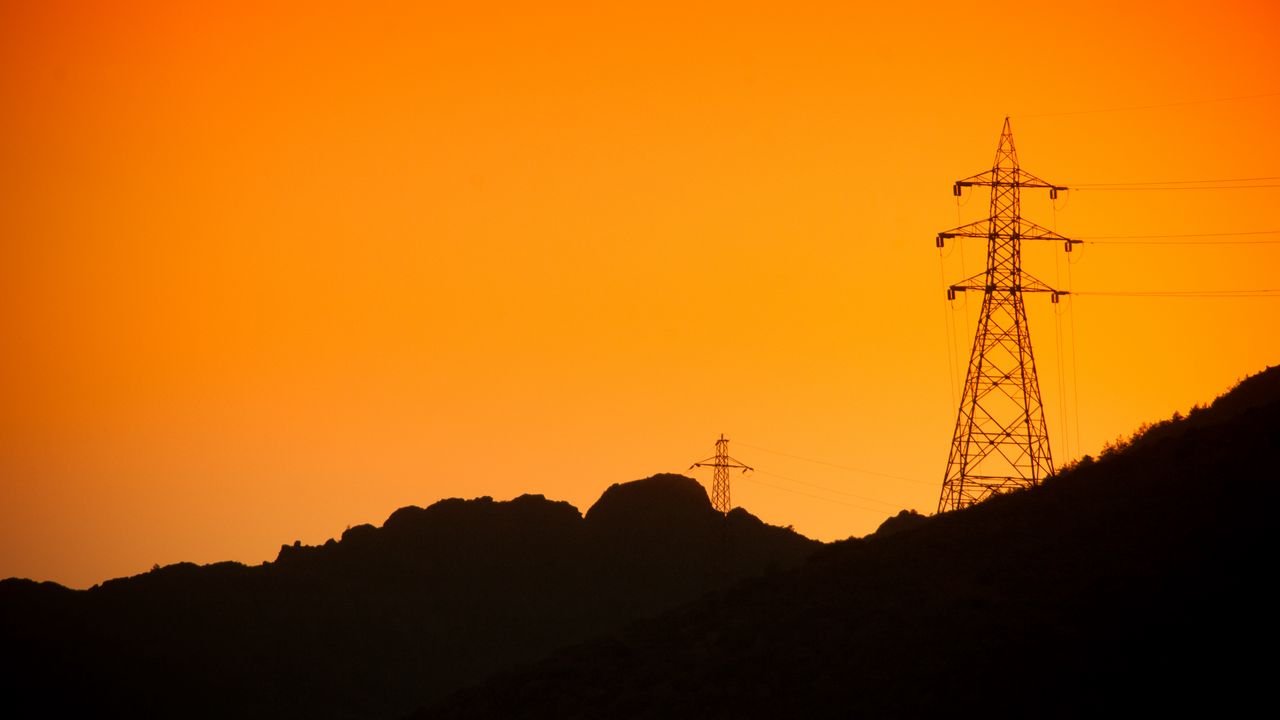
[995,117,1019,170]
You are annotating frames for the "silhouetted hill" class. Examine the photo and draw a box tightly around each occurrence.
[420,365,1280,718]
[0,474,818,719]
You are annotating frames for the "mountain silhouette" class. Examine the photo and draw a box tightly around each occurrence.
[418,365,1280,718]
[1,474,817,719]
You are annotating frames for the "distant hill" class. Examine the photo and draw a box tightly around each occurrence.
[419,365,1280,718]
[0,474,818,719]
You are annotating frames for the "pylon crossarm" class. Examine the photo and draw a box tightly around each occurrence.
[1011,168,1064,191]
[690,457,751,471]
[936,218,990,243]
[946,268,988,291]
[945,277,1051,293]
[938,219,1075,244]
[1019,219,1079,245]
[1015,272,1057,294]
[953,169,996,187]
[948,273,1060,295]
[953,168,1066,192]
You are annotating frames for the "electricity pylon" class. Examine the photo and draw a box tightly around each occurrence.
[935,118,1078,513]
[690,434,753,515]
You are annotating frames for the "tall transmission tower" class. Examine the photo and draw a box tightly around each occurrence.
[690,434,753,515]
[935,118,1077,513]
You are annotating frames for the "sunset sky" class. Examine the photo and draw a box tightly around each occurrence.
[3,1,1278,588]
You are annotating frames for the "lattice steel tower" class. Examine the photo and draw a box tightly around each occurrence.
[935,118,1075,513]
[690,434,753,515]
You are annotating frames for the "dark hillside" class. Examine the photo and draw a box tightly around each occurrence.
[421,366,1279,718]
[0,474,817,719]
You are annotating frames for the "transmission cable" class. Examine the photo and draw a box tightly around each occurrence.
[1072,289,1280,298]
[1082,230,1280,238]
[1071,184,1280,191]
[738,474,891,515]
[1073,175,1280,187]
[736,441,933,486]
[1014,90,1280,119]
[752,468,909,510]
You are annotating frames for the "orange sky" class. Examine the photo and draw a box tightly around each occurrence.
[2,1,1278,588]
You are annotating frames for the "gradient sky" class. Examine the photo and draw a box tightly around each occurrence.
[3,1,1278,588]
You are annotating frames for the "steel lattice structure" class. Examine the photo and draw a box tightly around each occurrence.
[936,118,1076,513]
[690,434,753,514]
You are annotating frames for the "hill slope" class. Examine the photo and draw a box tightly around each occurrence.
[0,474,817,719]
[421,366,1280,718]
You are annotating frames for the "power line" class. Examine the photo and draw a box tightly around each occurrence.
[752,468,907,510]
[1015,90,1280,119]
[1073,175,1280,187]
[738,474,889,515]
[735,441,932,486]
[1051,197,1072,462]
[1073,289,1280,298]
[1085,238,1280,246]
[1075,230,1280,245]
[1072,184,1280,191]
[1078,230,1280,240]
[1066,277,1083,465]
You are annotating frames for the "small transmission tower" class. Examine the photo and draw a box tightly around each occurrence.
[690,434,753,515]
[935,118,1076,513]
